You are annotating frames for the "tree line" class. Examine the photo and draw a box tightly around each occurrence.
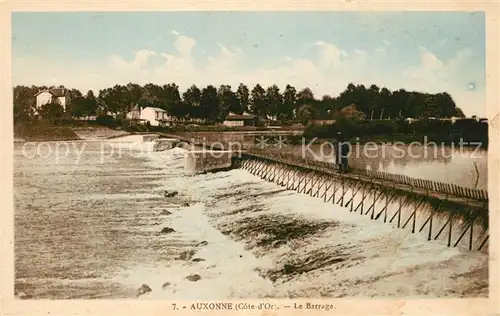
[13,82,466,125]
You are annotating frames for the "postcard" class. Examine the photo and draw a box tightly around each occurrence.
[2,3,498,316]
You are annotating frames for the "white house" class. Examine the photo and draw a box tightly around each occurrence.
[139,107,172,126]
[126,104,142,120]
[35,88,69,111]
[222,112,256,127]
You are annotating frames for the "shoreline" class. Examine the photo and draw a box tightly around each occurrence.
[12,123,488,150]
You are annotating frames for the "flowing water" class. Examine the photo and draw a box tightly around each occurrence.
[14,141,488,299]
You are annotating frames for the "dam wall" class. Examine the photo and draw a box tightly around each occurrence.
[108,134,160,143]
[153,138,180,152]
[184,150,236,176]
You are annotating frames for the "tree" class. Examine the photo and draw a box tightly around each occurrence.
[182,85,202,119]
[163,83,182,118]
[249,84,267,118]
[201,85,219,122]
[98,85,130,116]
[126,83,143,106]
[70,96,88,118]
[85,90,99,116]
[455,107,466,118]
[297,87,314,103]
[13,85,37,122]
[217,85,239,122]
[338,104,365,121]
[379,87,392,118]
[138,83,166,110]
[265,85,282,121]
[39,102,64,123]
[282,84,297,122]
[236,83,250,113]
[296,104,315,125]
[11,82,467,125]
[435,92,459,118]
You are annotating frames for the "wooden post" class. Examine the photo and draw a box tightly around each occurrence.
[355,184,371,214]
[322,181,334,202]
[453,209,479,248]
[365,189,384,219]
[314,177,327,198]
[402,197,425,233]
[448,212,453,247]
[389,194,408,228]
[375,191,396,222]
[469,212,475,251]
[307,174,320,196]
[345,180,363,210]
[384,186,392,222]
[478,235,489,251]
[301,173,312,194]
[338,178,348,206]
[327,179,340,204]
[419,201,442,240]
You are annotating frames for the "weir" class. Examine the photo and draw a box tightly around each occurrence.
[184,150,236,175]
[232,150,489,252]
[170,133,488,252]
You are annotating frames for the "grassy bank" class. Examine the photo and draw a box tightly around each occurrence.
[14,122,81,142]
[13,119,303,142]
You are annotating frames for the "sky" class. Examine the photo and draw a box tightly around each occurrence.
[12,12,485,116]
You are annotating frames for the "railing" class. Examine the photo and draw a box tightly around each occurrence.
[243,148,488,202]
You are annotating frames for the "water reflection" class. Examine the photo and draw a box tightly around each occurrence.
[172,132,488,190]
[260,142,486,191]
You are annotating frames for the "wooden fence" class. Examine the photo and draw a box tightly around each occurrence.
[245,148,488,202]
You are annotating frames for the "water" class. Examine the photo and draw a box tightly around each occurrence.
[270,143,487,190]
[14,141,488,299]
[172,132,488,189]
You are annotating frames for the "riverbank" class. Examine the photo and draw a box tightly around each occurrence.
[13,120,488,150]
[13,121,303,142]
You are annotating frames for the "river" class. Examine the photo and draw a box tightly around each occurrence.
[14,139,488,299]
[174,132,488,190]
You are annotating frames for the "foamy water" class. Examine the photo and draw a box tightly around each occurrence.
[14,141,488,299]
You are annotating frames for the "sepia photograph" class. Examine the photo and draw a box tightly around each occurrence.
[10,10,490,302]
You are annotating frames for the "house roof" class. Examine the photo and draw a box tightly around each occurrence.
[143,106,167,112]
[226,111,255,120]
[130,104,140,111]
[35,88,66,97]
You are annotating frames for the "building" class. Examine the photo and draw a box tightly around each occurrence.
[139,107,172,126]
[125,104,146,126]
[35,87,69,111]
[126,104,141,120]
[312,119,336,125]
[222,112,256,127]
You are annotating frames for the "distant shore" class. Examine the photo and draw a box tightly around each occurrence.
[13,121,488,150]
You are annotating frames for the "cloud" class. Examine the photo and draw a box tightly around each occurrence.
[174,34,196,56]
[402,46,479,92]
[12,31,484,116]
[110,49,156,72]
